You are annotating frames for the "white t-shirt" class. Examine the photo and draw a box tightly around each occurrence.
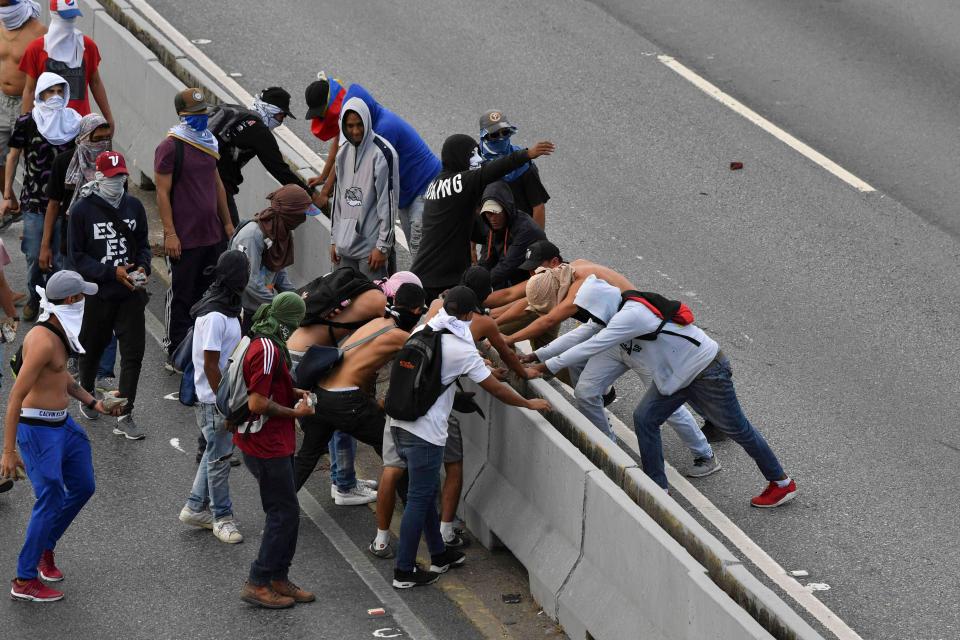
[391,331,491,446]
[192,311,243,404]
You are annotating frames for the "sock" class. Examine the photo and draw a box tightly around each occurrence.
[775,477,792,488]
[374,529,390,548]
[440,521,455,542]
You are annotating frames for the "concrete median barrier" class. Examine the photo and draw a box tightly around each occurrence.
[89,3,824,638]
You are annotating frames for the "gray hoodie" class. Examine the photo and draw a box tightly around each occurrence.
[535,276,719,395]
[331,97,399,260]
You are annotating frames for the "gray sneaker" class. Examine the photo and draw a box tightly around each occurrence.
[78,400,100,421]
[686,455,721,478]
[368,540,395,559]
[114,414,145,440]
[179,505,214,530]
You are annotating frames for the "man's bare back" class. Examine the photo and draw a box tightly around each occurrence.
[566,259,635,295]
[287,289,387,351]
[319,317,406,391]
[0,17,44,97]
[19,324,73,411]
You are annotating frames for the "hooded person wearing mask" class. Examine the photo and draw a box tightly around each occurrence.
[207,87,318,227]
[18,0,112,122]
[0,0,45,201]
[68,150,151,440]
[235,291,317,609]
[305,74,440,261]
[329,97,398,281]
[178,249,250,546]
[411,135,555,302]
[2,71,79,320]
[476,180,546,290]
[229,184,318,331]
[525,276,798,506]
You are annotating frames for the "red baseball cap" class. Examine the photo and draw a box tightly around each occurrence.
[95,151,128,178]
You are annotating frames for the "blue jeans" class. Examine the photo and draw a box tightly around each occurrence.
[633,355,785,489]
[186,403,234,519]
[399,195,424,258]
[243,453,299,586]
[393,427,446,572]
[97,335,117,379]
[570,345,713,459]
[329,431,357,492]
[16,417,96,580]
[22,209,61,306]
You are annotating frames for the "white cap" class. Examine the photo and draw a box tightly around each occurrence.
[481,199,504,215]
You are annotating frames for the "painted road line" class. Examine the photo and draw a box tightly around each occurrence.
[129,0,410,252]
[658,55,876,193]
[298,489,440,640]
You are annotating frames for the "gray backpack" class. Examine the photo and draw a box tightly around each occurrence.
[215,336,266,434]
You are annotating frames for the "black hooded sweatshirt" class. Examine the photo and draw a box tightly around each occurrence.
[475,181,546,290]
[412,134,531,290]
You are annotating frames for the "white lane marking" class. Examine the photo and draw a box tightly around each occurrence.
[169,437,185,453]
[658,55,875,193]
[128,0,411,253]
[299,490,438,640]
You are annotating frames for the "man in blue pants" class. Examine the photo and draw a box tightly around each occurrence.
[0,270,121,602]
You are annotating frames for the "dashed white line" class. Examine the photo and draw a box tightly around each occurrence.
[658,55,875,193]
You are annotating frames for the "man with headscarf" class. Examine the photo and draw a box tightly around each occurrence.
[329,97,398,281]
[155,87,234,359]
[236,291,316,609]
[19,0,112,122]
[207,87,319,227]
[229,184,317,332]
[1,270,122,603]
[305,74,440,262]
[0,0,45,204]
[178,249,250,545]
[477,110,550,229]
[1,71,78,321]
[67,151,151,441]
[411,135,555,302]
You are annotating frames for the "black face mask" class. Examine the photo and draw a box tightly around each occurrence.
[392,307,422,332]
[573,307,606,327]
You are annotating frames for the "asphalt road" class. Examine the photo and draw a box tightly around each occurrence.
[66,0,960,637]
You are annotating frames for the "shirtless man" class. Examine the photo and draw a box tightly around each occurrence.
[0,0,44,223]
[1,271,122,603]
[291,282,426,491]
[286,287,387,352]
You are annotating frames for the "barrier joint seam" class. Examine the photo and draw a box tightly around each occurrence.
[554,469,593,616]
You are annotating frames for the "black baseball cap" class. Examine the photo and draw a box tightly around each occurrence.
[394,282,426,310]
[519,240,563,271]
[260,87,296,119]
[305,73,330,119]
[460,266,492,306]
[443,286,482,317]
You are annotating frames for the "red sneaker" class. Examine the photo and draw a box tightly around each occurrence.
[10,578,64,602]
[751,480,797,508]
[38,550,63,582]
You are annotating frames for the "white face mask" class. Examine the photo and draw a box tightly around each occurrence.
[43,95,66,110]
[36,286,85,354]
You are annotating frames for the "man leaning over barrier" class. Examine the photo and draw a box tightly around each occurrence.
[525,275,797,507]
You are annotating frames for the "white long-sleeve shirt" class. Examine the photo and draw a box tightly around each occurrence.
[536,301,719,396]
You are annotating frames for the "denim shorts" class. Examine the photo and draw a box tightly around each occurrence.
[382,415,462,468]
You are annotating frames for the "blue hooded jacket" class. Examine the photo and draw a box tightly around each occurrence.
[345,84,441,210]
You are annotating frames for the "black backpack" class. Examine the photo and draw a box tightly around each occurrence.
[384,326,451,421]
[10,321,72,377]
[296,267,380,342]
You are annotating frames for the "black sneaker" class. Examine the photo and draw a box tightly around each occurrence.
[701,421,728,442]
[429,549,466,574]
[22,303,38,323]
[443,533,471,549]
[0,477,13,494]
[602,387,617,407]
[392,565,440,589]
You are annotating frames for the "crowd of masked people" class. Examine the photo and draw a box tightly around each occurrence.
[0,0,798,609]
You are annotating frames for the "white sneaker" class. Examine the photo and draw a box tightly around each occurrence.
[179,505,214,530]
[358,477,379,490]
[213,517,243,544]
[334,484,378,506]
